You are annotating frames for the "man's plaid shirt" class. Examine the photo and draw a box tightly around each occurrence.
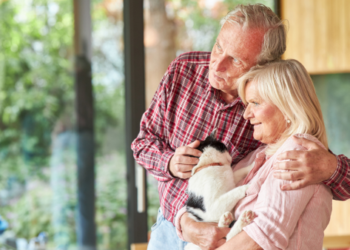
[131,51,350,225]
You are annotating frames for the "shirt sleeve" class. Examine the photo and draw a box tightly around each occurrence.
[243,170,316,250]
[323,154,350,201]
[131,61,176,182]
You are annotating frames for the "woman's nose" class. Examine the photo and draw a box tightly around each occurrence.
[243,105,252,120]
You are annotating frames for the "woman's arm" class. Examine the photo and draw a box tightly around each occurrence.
[216,231,262,250]
[219,171,319,249]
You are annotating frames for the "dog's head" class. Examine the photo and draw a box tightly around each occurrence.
[192,133,232,175]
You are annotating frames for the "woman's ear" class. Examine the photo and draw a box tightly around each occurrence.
[284,115,291,125]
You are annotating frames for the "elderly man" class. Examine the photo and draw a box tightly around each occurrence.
[132,3,349,250]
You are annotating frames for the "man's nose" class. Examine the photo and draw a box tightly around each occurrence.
[214,55,228,72]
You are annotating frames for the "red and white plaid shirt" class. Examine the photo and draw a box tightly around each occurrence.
[131,51,350,225]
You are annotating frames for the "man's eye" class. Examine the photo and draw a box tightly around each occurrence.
[233,57,242,65]
[253,102,259,106]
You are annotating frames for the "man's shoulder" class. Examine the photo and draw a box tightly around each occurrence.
[173,51,211,65]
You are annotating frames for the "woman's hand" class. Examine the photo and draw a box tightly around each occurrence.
[180,213,229,250]
[273,134,338,190]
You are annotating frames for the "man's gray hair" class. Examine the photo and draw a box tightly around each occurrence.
[221,4,286,65]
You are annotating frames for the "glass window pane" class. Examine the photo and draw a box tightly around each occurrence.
[313,73,350,155]
[0,0,126,249]
[92,1,126,249]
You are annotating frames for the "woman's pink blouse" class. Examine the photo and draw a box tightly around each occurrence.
[175,134,332,249]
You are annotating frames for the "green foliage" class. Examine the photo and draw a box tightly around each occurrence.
[2,187,55,241]
[0,0,75,182]
[0,0,125,248]
[169,0,274,51]
[0,0,121,180]
[95,154,127,250]
[2,153,127,250]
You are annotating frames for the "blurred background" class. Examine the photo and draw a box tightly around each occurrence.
[0,0,349,249]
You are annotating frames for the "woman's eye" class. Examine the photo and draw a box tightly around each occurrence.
[233,58,239,63]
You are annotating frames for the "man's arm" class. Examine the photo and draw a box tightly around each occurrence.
[131,59,202,181]
[131,71,176,182]
[179,213,261,250]
[272,134,350,200]
[180,212,229,250]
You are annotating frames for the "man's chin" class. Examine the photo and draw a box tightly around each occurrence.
[209,76,223,90]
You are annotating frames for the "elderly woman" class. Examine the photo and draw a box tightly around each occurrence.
[176,59,332,250]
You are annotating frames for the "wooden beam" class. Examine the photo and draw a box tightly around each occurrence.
[281,0,350,74]
[323,235,350,249]
[131,243,148,250]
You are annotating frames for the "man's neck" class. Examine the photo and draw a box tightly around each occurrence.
[221,90,238,104]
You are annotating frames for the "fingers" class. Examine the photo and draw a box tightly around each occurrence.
[280,180,306,191]
[176,146,202,158]
[170,163,193,179]
[273,170,303,182]
[276,150,301,162]
[216,239,226,248]
[173,163,196,173]
[188,140,201,148]
[216,227,230,238]
[203,227,229,249]
[175,170,192,179]
[170,155,199,179]
[170,140,202,179]
[174,155,200,165]
[292,135,322,150]
[273,159,299,171]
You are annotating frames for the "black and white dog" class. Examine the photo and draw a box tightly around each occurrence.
[185,132,256,250]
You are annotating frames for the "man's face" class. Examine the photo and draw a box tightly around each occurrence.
[209,22,265,96]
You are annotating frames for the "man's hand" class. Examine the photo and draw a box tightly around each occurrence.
[181,212,229,250]
[273,135,338,190]
[169,140,202,179]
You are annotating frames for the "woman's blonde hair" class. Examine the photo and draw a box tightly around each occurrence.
[237,59,328,155]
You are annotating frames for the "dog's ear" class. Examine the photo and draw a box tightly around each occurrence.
[203,128,217,142]
[209,128,217,138]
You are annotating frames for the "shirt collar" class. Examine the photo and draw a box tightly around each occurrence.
[207,83,245,109]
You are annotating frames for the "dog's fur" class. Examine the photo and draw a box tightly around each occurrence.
[184,135,256,250]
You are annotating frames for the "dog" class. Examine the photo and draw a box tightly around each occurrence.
[184,132,256,250]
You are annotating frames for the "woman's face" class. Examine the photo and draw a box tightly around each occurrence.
[243,81,286,144]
